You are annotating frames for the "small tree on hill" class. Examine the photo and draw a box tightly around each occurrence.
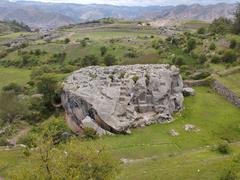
[36,73,62,110]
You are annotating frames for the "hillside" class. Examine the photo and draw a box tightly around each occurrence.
[0,1,236,29]
[0,20,31,34]
[0,5,240,179]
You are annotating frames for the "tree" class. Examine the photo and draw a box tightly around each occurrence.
[11,133,120,180]
[104,54,117,66]
[36,73,62,110]
[233,3,240,34]
[100,46,107,56]
[209,17,233,35]
[209,42,216,50]
[187,39,196,52]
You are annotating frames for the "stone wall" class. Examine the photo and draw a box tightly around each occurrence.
[211,80,240,108]
[184,78,212,87]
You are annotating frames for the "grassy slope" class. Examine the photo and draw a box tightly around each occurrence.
[0,67,30,89]
[1,87,240,179]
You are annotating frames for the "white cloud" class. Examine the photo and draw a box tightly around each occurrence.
[13,0,238,6]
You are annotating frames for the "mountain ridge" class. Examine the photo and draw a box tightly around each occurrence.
[0,1,237,29]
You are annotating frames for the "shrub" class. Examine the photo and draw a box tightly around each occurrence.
[230,39,237,49]
[217,143,230,154]
[81,55,98,67]
[132,75,139,83]
[124,51,137,58]
[2,83,23,94]
[104,54,117,66]
[187,38,196,52]
[209,42,216,50]
[197,27,206,34]
[220,170,238,180]
[100,46,107,56]
[198,54,207,64]
[0,137,8,146]
[174,56,185,66]
[222,50,237,63]
[64,38,70,44]
[83,128,98,140]
[11,138,120,180]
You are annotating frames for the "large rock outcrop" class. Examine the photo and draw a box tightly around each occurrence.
[62,64,184,134]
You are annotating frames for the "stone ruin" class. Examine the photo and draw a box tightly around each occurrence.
[62,64,184,135]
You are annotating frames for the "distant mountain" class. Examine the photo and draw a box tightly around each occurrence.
[0,1,236,29]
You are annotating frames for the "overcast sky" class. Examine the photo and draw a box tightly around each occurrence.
[12,0,238,6]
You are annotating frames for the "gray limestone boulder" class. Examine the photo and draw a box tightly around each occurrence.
[62,64,184,134]
[183,87,195,96]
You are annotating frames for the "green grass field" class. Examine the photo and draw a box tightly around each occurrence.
[1,86,240,179]
[0,66,30,89]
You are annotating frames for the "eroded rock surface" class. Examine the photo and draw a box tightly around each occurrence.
[62,64,184,134]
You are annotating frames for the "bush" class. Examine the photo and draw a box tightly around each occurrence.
[124,51,137,58]
[209,42,216,50]
[217,143,230,154]
[81,55,98,67]
[2,83,23,94]
[132,75,139,83]
[222,50,237,63]
[100,46,107,56]
[104,54,117,66]
[197,27,206,34]
[174,56,185,66]
[11,138,120,180]
[0,137,8,146]
[187,38,196,52]
[83,128,98,140]
[220,170,238,180]
[198,54,207,64]
[64,38,70,44]
[230,39,237,49]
